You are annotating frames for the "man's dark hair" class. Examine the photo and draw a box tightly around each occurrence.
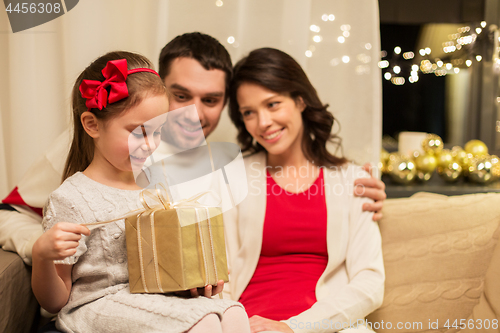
[159,32,232,103]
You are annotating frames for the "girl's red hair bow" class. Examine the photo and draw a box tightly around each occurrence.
[79,59,159,111]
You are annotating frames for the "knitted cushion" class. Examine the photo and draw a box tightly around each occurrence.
[461,232,500,333]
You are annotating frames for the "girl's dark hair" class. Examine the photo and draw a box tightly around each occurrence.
[229,47,348,167]
[63,51,167,181]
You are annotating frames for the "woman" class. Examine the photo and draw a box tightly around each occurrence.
[223,48,384,333]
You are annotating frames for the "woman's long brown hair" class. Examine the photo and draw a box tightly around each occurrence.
[229,47,348,167]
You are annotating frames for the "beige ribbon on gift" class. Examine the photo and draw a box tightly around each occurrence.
[82,185,221,294]
[194,207,219,286]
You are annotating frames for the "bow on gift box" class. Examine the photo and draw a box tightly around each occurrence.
[139,186,221,212]
[79,59,159,111]
[82,186,220,229]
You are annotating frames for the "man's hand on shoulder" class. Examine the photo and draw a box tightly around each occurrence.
[354,163,387,222]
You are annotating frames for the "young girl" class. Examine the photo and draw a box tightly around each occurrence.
[31,51,249,333]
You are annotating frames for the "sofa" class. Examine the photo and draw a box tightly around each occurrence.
[1,192,499,333]
[367,192,500,333]
[0,248,40,332]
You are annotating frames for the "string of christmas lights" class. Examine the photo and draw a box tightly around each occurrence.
[380,21,491,86]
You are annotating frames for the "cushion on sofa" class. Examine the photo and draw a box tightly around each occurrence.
[367,192,500,333]
[461,231,500,333]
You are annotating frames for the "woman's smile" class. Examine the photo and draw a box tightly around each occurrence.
[261,128,284,142]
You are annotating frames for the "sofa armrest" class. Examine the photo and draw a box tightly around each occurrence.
[0,249,39,333]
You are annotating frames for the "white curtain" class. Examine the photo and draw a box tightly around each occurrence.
[0,0,381,198]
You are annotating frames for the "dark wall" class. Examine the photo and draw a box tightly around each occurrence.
[379,0,484,24]
[380,24,447,140]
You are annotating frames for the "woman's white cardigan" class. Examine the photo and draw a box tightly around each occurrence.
[223,152,385,333]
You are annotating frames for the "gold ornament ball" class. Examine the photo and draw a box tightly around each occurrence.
[387,154,417,184]
[386,152,400,173]
[421,134,444,155]
[415,153,438,173]
[416,170,433,182]
[468,155,495,184]
[464,140,488,157]
[491,155,500,180]
[379,149,390,174]
[438,162,462,183]
[381,149,390,162]
[462,153,475,177]
[451,146,469,168]
[437,149,454,169]
[388,152,399,162]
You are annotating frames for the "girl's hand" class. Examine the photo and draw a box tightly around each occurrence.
[354,163,387,221]
[33,222,90,261]
[173,280,224,298]
[189,279,224,298]
[249,315,293,333]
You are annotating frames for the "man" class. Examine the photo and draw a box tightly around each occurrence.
[0,31,385,293]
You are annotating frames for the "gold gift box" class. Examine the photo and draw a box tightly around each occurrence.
[125,206,228,294]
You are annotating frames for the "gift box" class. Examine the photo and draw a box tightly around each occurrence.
[125,205,228,294]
